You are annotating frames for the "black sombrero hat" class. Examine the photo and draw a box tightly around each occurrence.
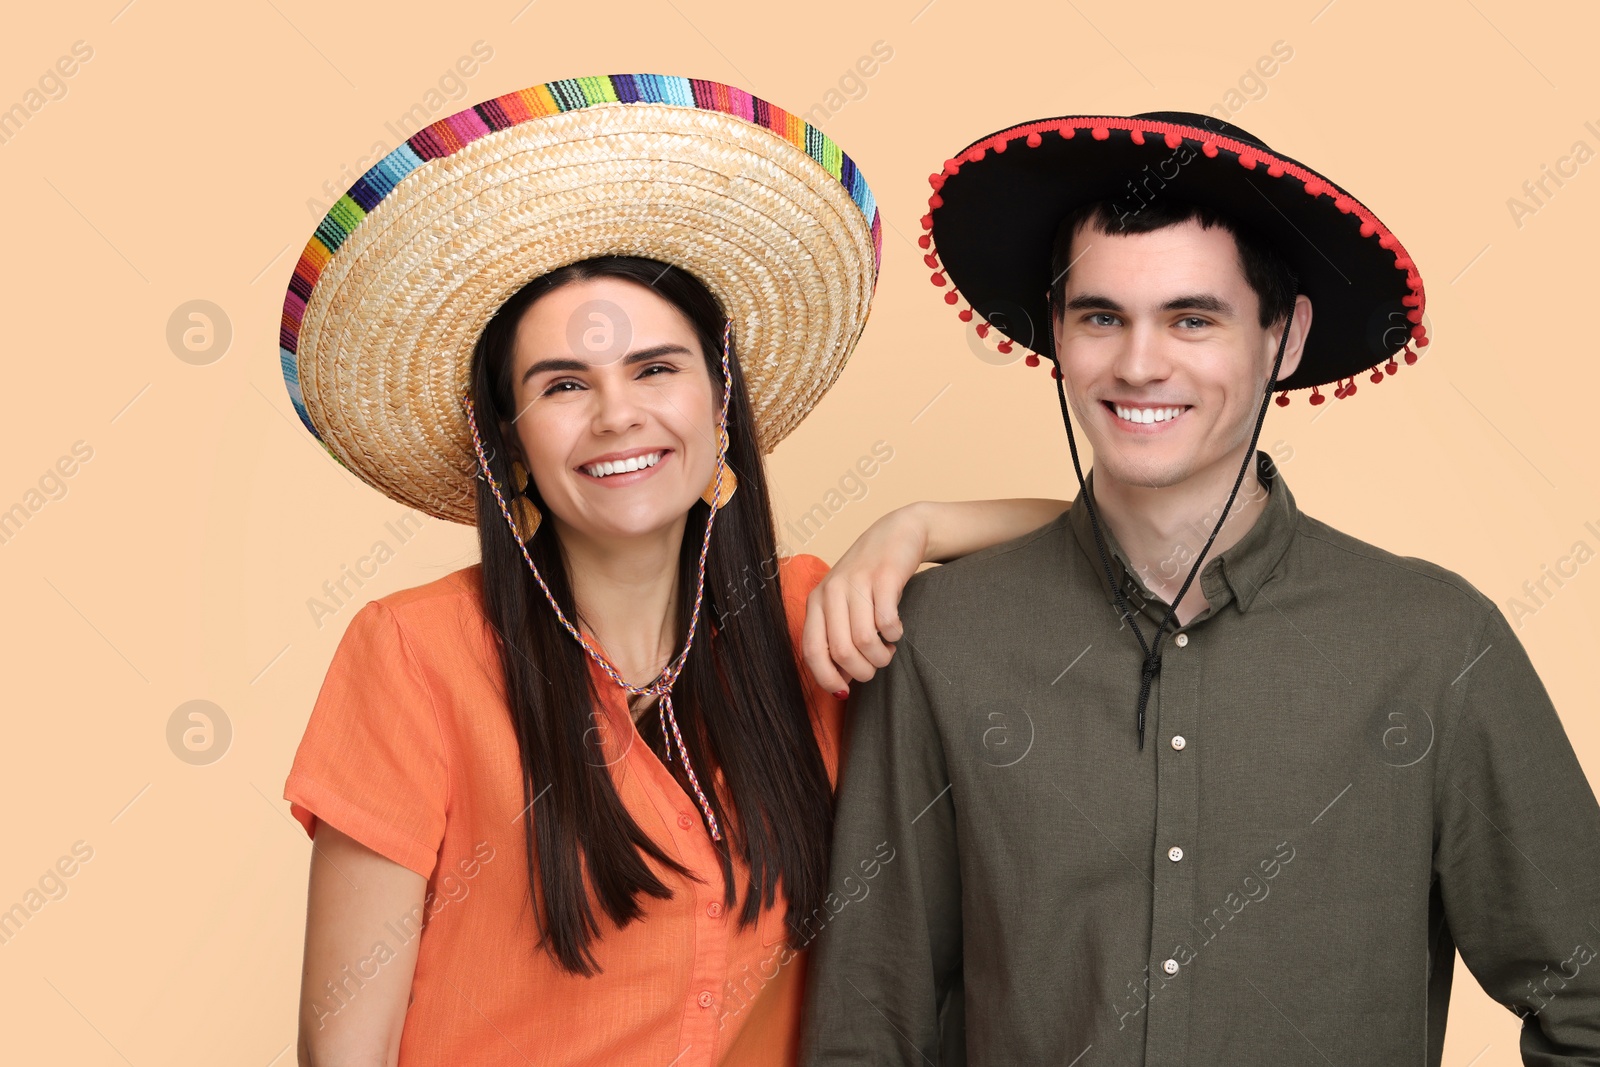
[920,110,1433,750]
[921,111,1429,405]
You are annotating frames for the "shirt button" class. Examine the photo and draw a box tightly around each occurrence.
[1168,845,1184,862]
[1162,958,1180,975]
[697,990,715,1008]
[677,812,693,830]
[1171,734,1187,751]
[1174,633,1188,647]
[707,901,723,918]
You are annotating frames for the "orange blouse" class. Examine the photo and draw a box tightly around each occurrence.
[284,553,845,1066]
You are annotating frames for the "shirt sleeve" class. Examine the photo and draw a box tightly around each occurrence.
[778,552,830,646]
[799,573,963,1066]
[1433,601,1600,1062]
[778,553,848,786]
[283,599,450,879]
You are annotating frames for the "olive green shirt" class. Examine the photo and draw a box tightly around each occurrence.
[799,450,1600,1066]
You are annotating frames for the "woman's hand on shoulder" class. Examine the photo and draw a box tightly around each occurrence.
[800,498,1069,696]
[800,505,925,696]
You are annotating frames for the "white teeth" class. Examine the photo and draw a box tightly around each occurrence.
[1113,404,1186,424]
[583,451,663,478]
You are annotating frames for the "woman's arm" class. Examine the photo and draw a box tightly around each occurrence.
[298,821,426,1067]
[802,499,1067,694]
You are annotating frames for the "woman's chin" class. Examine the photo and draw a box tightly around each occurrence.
[555,502,700,547]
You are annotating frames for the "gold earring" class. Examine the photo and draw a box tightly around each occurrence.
[700,427,737,510]
[701,467,737,510]
[510,460,542,542]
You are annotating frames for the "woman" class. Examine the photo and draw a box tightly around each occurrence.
[280,74,1063,1065]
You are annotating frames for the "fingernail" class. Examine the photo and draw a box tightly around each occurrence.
[834,690,849,700]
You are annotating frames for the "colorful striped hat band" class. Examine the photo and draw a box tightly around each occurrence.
[279,74,882,526]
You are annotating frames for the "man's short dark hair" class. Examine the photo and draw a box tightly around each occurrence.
[1048,198,1298,331]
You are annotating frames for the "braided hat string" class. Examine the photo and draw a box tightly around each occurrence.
[461,319,736,841]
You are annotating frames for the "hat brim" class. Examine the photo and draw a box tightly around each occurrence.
[281,76,882,525]
[924,115,1427,396]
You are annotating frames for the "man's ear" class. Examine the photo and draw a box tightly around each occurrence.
[1048,293,1064,358]
[1272,294,1313,382]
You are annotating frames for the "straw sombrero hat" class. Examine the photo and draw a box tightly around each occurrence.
[278,73,883,524]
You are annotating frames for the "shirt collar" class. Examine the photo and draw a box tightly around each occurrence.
[1067,448,1300,619]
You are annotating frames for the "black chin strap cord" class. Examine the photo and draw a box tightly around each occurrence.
[1045,281,1298,749]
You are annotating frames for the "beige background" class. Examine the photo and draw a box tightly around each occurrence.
[1,0,1594,1061]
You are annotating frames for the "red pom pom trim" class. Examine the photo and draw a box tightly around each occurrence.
[921,116,1427,398]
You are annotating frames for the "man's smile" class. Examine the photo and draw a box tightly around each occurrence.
[1102,400,1193,430]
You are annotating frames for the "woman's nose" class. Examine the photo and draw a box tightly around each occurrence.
[588,376,647,435]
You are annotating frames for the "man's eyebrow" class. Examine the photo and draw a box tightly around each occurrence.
[520,343,696,385]
[1161,294,1234,315]
[1061,293,1125,313]
[1060,293,1236,316]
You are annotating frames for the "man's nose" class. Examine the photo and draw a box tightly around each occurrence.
[1113,321,1171,385]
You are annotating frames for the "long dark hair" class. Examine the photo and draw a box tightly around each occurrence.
[468,256,833,975]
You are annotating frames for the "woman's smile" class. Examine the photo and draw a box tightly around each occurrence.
[574,446,675,487]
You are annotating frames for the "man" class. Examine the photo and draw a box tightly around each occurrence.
[799,112,1600,1065]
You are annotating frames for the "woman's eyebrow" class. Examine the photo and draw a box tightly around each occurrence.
[520,344,697,385]
[521,357,587,381]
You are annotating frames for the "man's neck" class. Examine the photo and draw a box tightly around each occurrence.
[1089,448,1269,627]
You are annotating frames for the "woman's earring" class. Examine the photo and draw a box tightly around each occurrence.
[701,467,737,510]
[700,427,737,510]
[510,460,542,542]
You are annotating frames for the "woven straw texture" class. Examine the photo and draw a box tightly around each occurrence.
[282,76,881,525]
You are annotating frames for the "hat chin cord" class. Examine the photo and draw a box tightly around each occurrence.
[463,319,737,839]
[1044,282,1298,749]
